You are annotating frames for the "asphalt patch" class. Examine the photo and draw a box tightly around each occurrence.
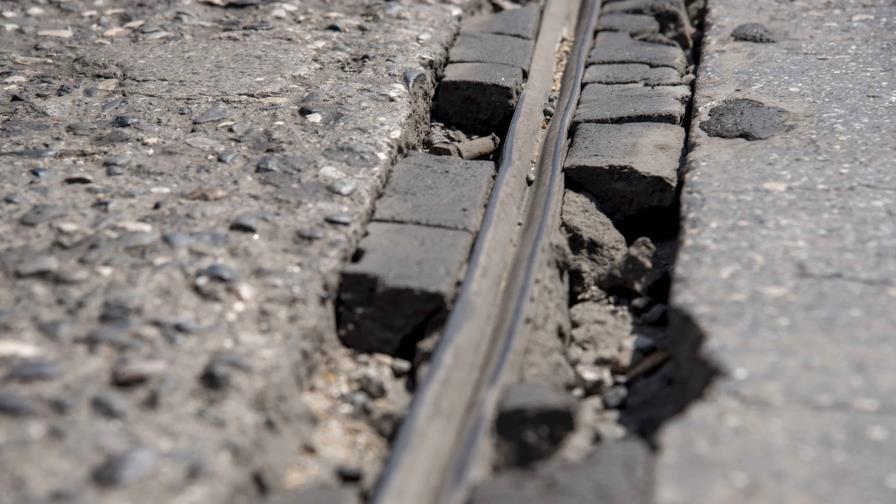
[731,22,778,43]
[699,98,789,140]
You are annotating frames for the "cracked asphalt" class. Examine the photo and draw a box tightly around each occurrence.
[0,0,474,502]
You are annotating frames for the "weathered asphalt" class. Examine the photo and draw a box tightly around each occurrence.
[658,0,896,502]
[0,0,477,502]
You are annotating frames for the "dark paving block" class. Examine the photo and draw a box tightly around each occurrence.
[580,81,690,102]
[374,153,494,232]
[599,13,660,36]
[495,383,576,467]
[270,486,359,504]
[564,123,685,219]
[435,63,524,134]
[338,223,473,355]
[574,84,690,125]
[602,0,693,47]
[462,4,541,40]
[470,439,653,504]
[584,63,684,85]
[588,31,687,74]
[449,32,534,72]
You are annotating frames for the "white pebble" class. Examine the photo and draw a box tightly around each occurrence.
[38,29,73,38]
[0,340,42,358]
[103,27,129,37]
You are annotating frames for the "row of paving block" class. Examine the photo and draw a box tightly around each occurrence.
[566,0,693,224]
[337,154,494,354]
[336,0,696,357]
[468,2,699,503]
[337,5,543,355]
[435,4,541,134]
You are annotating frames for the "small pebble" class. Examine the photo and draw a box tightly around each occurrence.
[391,359,412,377]
[21,205,67,226]
[296,227,326,241]
[100,288,143,323]
[327,179,357,196]
[198,264,239,283]
[602,385,628,409]
[38,29,73,38]
[92,447,158,487]
[336,465,363,483]
[50,396,77,415]
[199,353,251,390]
[357,373,386,399]
[0,393,35,417]
[103,154,131,167]
[64,176,93,185]
[94,130,130,145]
[325,213,352,225]
[229,216,258,233]
[112,115,138,127]
[91,392,128,419]
[111,359,167,387]
[38,320,71,341]
[193,103,233,124]
[256,155,279,173]
[630,296,652,315]
[15,255,59,278]
[5,358,61,382]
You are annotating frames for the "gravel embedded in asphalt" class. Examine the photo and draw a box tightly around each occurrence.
[0,0,477,501]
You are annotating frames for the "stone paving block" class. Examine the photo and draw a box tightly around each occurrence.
[338,223,474,354]
[603,0,688,20]
[564,123,685,219]
[470,439,653,504]
[584,63,684,86]
[435,63,524,134]
[270,486,359,504]
[449,32,535,72]
[588,31,687,74]
[495,383,577,467]
[598,13,660,37]
[574,84,690,125]
[373,153,494,232]
[462,4,542,40]
[602,0,693,47]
